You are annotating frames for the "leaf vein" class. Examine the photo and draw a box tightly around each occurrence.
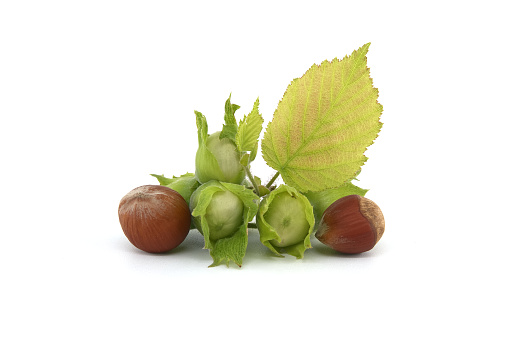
[288,158,366,171]
[280,67,370,169]
[297,123,382,157]
[291,170,322,191]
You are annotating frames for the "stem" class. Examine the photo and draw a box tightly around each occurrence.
[266,171,280,188]
[244,165,260,196]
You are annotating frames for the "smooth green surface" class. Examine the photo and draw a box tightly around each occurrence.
[205,190,244,241]
[206,132,244,183]
[264,193,310,247]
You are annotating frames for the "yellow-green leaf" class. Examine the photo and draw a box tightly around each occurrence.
[236,98,263,153]
[261,43,382,192]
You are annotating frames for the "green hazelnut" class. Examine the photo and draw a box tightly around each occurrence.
[257,185,315,258]
[264,192,310,247]
[204,190,244,241]
[195,131,245,185]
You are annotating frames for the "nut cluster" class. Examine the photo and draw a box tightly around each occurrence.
[117,80,385,265]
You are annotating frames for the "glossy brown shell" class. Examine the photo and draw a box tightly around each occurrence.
[316,195,384,254]
[118,185,191,253]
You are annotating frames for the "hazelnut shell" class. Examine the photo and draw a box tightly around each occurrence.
[118,185,191,253]
[315,195,384,254]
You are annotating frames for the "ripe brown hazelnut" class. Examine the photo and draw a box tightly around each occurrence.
[118,185,191,253]
[315,195,384,254]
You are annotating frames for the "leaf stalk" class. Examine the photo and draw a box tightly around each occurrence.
[266,171,280,188]
[244,165,260,196]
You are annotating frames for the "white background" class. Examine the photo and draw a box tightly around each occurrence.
[1,1,509,338]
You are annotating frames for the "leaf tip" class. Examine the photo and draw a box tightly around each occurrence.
[358,42,371,57]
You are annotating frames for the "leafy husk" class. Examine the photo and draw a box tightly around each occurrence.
[304,181,368,228]
[194,111,245,184]
[150,172,200,205]
[256,185,314,258]
[190,180,259,267]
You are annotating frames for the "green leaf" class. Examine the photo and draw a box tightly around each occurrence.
[304,181,368,228]
[220,94,240,142]
[225,93,241,123]
[236,98,264,156]
[220,125,238,143]
[189,180,259,267]
[256,185,314,258]
[209,229,248,268]
[261,43,383,192]
[257,185,270,197]
[249,143,258,162]
[240,153,250,167]
[195,110,208,146]
[150,173,200,205]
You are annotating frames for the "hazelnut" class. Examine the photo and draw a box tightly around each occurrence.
[118,185,191,253]
[315,195,384,254]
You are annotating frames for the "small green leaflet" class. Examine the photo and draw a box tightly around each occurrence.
[235,98,264,156]
[304,181,368,228]
[195,110,209,145]
[150,172,200,205]
[261,43,383,192]
[240,153,250,167]
[220,94,240,142]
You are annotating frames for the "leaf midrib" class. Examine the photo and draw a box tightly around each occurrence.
[278,50,367,172]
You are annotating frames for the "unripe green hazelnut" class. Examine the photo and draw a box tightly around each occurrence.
[263,192,310,248]
[203,190,244,241]
[257,185,315,258]
[195,131,245,184]
[189,181,248,241]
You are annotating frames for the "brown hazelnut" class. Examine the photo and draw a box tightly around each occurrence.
[118,185,191,253]
[315,195,385,254]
